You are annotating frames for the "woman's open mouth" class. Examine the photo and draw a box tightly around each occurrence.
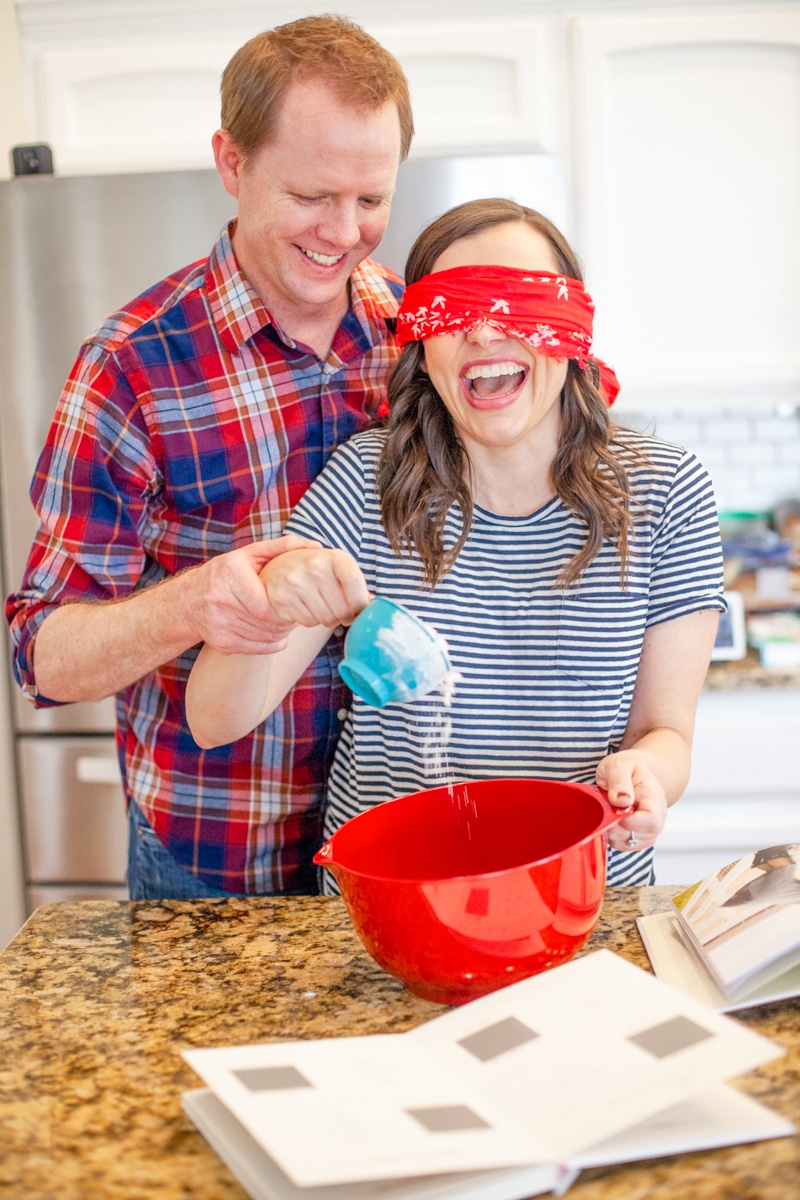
[461,360,528,406]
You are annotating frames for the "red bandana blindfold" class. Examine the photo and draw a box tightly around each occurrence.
[396,265,619,406]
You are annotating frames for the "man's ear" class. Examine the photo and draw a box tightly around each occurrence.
[212,129,244,199]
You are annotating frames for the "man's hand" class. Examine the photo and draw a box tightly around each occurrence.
[32,535,320,702]
[180,536,322,655]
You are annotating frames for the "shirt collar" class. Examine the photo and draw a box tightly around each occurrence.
[206,222,273,353]
[347,256,403,345]
[207,222,401,356]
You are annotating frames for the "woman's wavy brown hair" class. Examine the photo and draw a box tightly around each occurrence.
[377,198,640,590]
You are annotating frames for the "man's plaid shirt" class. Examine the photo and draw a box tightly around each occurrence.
[6,224,403,893]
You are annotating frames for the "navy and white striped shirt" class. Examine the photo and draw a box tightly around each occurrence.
[286,427,725,888]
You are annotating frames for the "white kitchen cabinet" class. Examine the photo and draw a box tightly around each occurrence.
[13,8,563,175]
[570,10,800,412]
[27,40,233,176]
[373,18,564,157]
[654,688,800,885]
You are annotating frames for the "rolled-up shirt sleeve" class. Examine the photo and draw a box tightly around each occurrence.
[5,342,156,706]
[644,450,727,628]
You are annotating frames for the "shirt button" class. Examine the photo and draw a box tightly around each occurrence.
[337,708,348,722]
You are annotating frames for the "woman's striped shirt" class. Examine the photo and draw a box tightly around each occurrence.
[285,427,725,889]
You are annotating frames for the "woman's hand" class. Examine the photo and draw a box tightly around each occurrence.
[597,609,721,853]
[595,750,668,853]
[260,547,372,629]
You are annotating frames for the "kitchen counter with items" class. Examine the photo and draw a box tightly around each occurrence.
[704,647,800,691]
[0,890,797,1200]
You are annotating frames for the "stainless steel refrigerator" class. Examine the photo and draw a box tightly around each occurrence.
[0,154,567,912]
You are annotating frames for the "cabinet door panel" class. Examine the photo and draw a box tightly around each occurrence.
[654,688,800,883]
[572,13,800,408]
[687,689,800,793]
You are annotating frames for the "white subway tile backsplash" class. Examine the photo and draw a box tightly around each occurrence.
[694,444,727,467]
[627,404,800,512]
[706,467,738,493]
[729,443,775,467]
[651,419,701,446]
[753,465,800,494]
[778,442,800,466]
[703,418,751,443]
[753,416,800,442]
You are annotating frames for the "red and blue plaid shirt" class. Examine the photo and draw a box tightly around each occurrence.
[6,224,403,893]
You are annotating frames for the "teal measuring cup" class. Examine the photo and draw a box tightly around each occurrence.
[338,596,452,708]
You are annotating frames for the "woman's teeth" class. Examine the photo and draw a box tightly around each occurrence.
[464,362,524,380]
[301,247,343,266]
[464,362,526,399]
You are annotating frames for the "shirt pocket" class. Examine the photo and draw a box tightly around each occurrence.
[556,587,649,691]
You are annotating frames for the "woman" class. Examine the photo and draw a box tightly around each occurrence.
[186,198,724,888]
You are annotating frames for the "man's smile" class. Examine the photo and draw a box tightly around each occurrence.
[298,246,346,267]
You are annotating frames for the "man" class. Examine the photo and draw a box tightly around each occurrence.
[5,15,413,899]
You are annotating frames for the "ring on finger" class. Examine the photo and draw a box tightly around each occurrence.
[626,831,638,848]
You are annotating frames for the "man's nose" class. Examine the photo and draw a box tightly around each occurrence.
[317,202,361,248]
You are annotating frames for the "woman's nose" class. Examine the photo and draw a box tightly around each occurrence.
[465,321,506,346]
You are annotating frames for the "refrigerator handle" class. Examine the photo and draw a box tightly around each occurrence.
[75,756,122,785]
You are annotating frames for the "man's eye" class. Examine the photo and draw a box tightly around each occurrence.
[294,194,323,204]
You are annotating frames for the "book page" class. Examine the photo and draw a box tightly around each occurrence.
[637,912,800,1011]
[181,1090,561,1200]
[181,1084,793,1200]
[184,1034,547,1187]
[568,1084,794,1168]
[407,950,783,1161]
[636,913,726,1008]
[672,846,800,994]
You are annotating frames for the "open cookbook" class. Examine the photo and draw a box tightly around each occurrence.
[182,950,794,1200]
[638,844,800,1011]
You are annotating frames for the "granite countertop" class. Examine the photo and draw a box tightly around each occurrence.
[0,889,797,1200]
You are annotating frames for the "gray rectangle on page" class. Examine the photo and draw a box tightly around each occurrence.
[458,1016,540,1062]
[233,1065,313,1091]
[407,1105,492,1132]
[628,1015,713,1059]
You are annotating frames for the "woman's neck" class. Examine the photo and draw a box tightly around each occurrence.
[465,438,558,518]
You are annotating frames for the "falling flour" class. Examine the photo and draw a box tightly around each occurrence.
[437,666,461,710]
[418,666,463,787]
[372,608,467,815]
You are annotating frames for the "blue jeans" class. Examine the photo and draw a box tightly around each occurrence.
[127,800,247,900]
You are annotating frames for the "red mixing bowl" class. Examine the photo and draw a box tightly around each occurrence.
[314,778,631,1005]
